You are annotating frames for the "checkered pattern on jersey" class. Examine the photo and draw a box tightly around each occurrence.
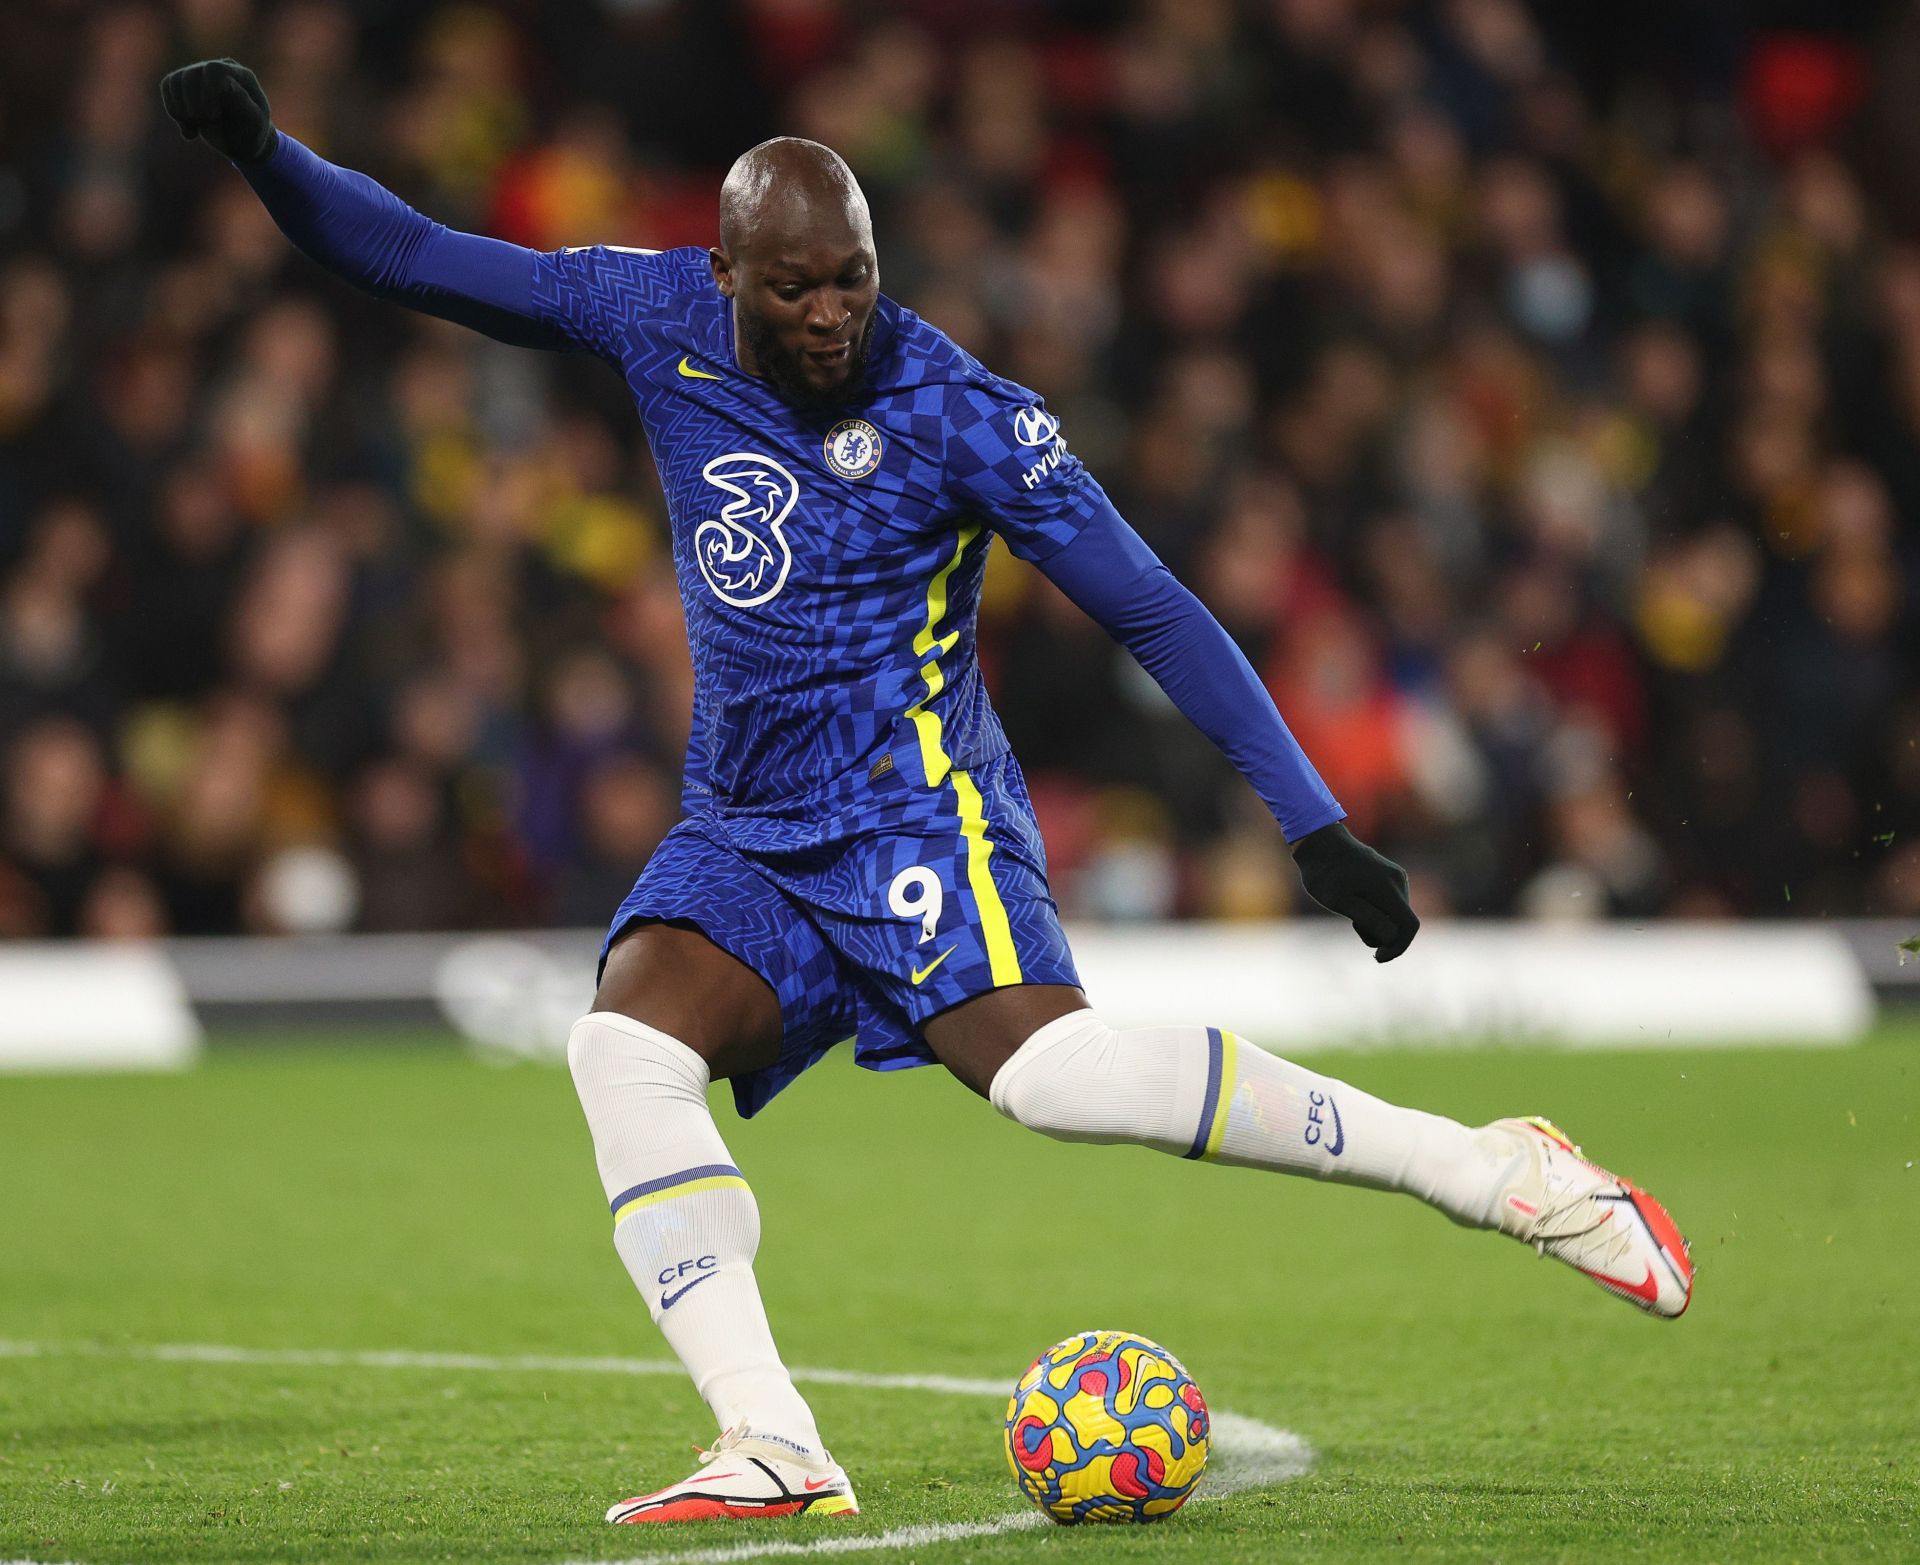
[527,246,1113,820]
[599,815,856,1119]
[601,751,1079,1118]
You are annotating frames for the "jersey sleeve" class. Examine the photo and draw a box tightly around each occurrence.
[944,379,1111,561]
[1036,499,1347,842]
[240,134,701,360]
[527,245,709,362]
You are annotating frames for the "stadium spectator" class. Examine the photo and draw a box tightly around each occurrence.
[1,0,1916,935]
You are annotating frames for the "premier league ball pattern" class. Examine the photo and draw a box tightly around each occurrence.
[1003,1330,1210,1524]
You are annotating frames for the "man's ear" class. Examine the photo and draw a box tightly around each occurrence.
[710,247,735,299]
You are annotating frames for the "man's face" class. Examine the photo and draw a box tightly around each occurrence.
[713,231,880,410]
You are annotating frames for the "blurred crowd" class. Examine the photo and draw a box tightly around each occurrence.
[3,0,1920,938]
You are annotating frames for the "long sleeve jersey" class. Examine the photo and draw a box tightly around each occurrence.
[241,136,1345,844]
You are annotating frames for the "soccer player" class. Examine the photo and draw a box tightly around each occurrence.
[163,59,1694,1525]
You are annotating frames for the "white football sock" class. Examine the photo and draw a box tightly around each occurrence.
[567,1011,825,1460]
[988,1009,1526,1227]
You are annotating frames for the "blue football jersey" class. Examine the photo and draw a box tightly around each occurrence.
[244,135,1344,851]
[526,245,1107,827]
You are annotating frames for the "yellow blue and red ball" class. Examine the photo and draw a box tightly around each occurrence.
[1003,1329,1210,1524]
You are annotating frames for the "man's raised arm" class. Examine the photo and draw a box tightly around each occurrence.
[160,58,571,351]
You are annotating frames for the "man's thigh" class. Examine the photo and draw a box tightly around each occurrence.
[920,982,1088,1099]
[594,921,784,1081]
[595,818,853,1101]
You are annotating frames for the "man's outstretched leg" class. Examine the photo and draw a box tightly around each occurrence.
[927,988,1693,1317]
[569,924,858,1523]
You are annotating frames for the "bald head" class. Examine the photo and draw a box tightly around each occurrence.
[718,137,871,259]
[711,137,880,409]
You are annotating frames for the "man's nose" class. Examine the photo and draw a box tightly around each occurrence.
[806,297,850,335]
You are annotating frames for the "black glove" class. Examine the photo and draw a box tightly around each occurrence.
[1292,822,1419,963]
[160,58,277,164]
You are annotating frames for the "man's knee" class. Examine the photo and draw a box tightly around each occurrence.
[988,1010,1208,1158]
[567,1010,709,1105]
[986,1008,1114,1141]
[566,1010,631,1092]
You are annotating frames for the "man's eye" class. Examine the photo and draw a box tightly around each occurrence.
[776,286,804,301]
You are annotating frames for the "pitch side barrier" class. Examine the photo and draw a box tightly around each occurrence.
[0,921,1902,1072]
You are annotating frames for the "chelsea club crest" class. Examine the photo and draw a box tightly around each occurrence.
[823,418,883,480]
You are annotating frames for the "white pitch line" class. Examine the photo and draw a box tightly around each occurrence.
[0,1340,1002,1393]
[0,1340,691,1377]
[3,1340,1313,1565]
[546,1414,1316,1565]
[561,1513,1052,1565]
[1206,1411,1315,1495]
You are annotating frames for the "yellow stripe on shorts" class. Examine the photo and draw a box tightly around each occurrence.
[951,765,1022,986]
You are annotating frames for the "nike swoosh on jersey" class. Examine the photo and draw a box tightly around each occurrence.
[911,946,957,986]
[677,355,723,380]
[660,1270,720,1310]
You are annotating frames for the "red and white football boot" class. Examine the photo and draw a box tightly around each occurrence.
[1485,1116,1694,1318]
[605,1425,859,1524]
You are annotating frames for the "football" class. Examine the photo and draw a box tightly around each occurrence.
[1003,1329,1211,1524]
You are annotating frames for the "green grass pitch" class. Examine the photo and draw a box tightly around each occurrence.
[2,1027,1916,1563]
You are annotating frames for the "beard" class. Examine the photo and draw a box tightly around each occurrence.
[736,305,876,413]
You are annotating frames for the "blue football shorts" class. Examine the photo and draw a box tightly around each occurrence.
[600,747,1081,1117]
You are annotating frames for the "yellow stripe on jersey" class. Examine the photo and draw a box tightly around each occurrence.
[902,520,1023,987]
[905,520,978,788]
